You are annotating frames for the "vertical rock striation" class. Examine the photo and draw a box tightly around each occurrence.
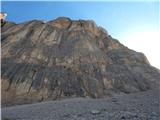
[1,17,160,105]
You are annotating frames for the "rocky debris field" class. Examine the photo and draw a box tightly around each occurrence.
[2,88,160,120]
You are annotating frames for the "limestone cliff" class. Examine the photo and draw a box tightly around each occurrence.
[1,17,160,105]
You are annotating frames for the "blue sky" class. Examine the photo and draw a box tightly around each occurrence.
[1,1,159,39]
[1,1,160,68]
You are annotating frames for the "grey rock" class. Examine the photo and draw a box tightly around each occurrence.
[91,110,101,115]
[1,18,160,106]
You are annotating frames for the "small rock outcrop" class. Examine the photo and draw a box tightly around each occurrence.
[1,17,160,105]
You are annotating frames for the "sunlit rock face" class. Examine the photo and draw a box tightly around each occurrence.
[1,17,160,105]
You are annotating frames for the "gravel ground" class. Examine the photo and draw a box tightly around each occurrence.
[2,89,160,120]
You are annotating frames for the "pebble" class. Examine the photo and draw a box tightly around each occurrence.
[111,98,117,102]
[91,110,101,115]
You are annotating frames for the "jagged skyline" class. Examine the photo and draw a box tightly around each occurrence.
[1,1,159,68]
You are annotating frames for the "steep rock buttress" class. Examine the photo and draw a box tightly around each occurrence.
[1,17,160,105]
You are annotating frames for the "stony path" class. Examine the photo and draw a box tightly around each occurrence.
[2,89,160,120]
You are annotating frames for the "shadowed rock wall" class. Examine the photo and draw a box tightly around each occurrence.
[1,17,160,105]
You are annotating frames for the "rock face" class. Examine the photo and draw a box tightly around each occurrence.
[1,17,160,105]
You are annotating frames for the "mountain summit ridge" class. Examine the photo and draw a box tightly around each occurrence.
[1,17,160,105]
